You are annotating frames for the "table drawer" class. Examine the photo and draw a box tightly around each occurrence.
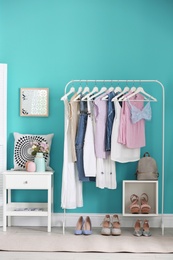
[5,174,50,189]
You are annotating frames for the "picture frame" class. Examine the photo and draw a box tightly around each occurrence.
[20,88,49,117]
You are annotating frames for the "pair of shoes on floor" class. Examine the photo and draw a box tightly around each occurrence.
[74,216,92,235]
[133,219,151,237]
[130,193,151,214]
[101,214,121,236]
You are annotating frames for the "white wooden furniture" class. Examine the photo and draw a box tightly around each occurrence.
[123,180,158,216]
[3,170,54,232]
[0,64,7,226]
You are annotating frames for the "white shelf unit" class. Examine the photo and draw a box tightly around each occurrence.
[123,180,158,217]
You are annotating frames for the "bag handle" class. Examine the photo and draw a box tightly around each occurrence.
[143,152,150,157]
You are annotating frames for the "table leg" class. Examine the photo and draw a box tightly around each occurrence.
[47,187,51,232]
[3,186,6,231]
[7,189,11,227]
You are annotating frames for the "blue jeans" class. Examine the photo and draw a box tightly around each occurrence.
[105,91,116,151]
[75,101,90,182]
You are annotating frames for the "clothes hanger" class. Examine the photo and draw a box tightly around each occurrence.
[61,87,75,101]
[101,80,114,101]
[130,86,136,92]
[114,80,121,94]
[82,86,90,95]
[77,86,82,94]
[112,86,130,101]
[115,80,130,101]
[118,87,136,101]
[118,80,136,101]
[122,87,157,102]
[113,80,122,94]
[88,87,107,100]
[72,81,84,101]
[114,86,122,94]
[81,86,99,101]
[73,81,90,101]
[102,86,115,100]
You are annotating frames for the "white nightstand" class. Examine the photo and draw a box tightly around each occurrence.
[2,170,54,232]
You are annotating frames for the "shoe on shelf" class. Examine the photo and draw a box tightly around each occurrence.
[130,194,140,214]
[74,216,84,235]
[111,214,121,236]
[133,219,142,237]
[83,216,92,235]
[140,193,151,214]
[101,214,111,235]
[143,219,151,237]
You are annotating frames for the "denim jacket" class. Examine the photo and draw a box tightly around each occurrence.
[105,91,116,151]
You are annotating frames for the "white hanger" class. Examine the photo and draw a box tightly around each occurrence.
[114,86,122,94]
[61,87,75,101]
[73,86,90,102]
[88,87,107,100]
[122,87,157,102]
[102,87,114,101]
[118,86,136,101]
[72,86,83,101]
[82,86,90,95]
[81,86,98,101]
[130,86,136,92]
[77,86,82,94]
[112,86,130,101]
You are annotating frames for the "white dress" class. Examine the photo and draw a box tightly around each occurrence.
[96,155,117,189]
[111,99,140,162]
[83,101,97,177]
[61,97,83,209]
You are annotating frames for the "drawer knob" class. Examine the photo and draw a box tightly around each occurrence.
[23,181,28,184]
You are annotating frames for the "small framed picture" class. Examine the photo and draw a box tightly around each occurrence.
[20,88,49,117]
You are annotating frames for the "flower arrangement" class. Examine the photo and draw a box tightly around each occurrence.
[30,141,49,156]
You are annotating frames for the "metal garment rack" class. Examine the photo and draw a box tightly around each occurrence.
[62,79,165,235]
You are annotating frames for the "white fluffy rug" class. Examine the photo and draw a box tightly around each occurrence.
[0,227,173,253]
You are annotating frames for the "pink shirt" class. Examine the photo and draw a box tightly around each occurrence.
[118,93,145,148]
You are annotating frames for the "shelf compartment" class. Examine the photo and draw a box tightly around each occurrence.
[5,202,48,216]
[123,180,158,216]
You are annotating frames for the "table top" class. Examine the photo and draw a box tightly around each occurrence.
[2,170,54,175]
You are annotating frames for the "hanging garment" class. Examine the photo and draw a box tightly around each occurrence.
[117,93,146,149]
[69,93,80,162]
[128,100,152,124]
[96,155,117,189]
[105,91,116,152]
[75,98,90,182]
[83,100,97,177]
[61,97,83,209]
[111,98,140,162]
[93,92,108,159]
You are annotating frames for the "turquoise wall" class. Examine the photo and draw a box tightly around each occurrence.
[0,0,173,214]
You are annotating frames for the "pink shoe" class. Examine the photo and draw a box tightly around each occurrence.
[130,194,140,214]
[140,193,151,214]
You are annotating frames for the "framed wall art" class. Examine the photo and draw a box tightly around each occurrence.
[20,88,49,117]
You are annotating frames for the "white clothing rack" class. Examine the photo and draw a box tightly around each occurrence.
[62,79,165,235]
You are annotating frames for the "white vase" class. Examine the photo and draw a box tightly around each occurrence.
[34,152,45,172]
